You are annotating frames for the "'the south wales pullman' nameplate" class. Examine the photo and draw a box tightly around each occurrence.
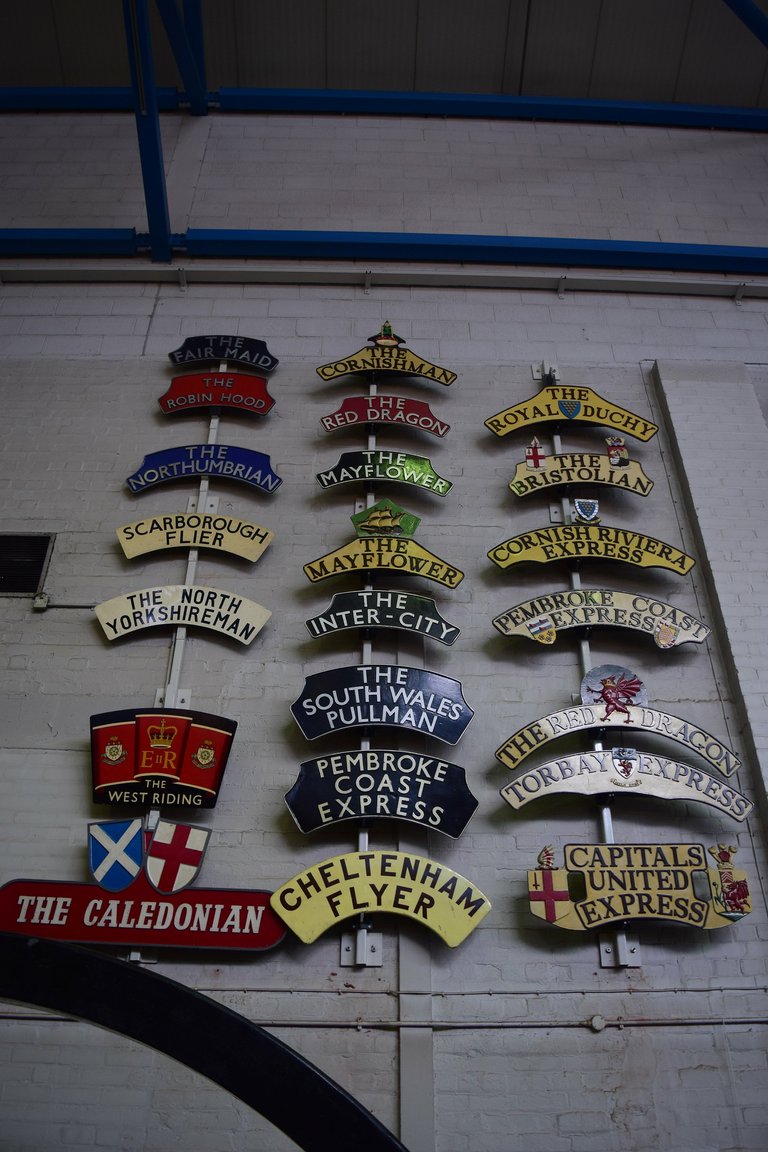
[306,590,460,645]
[492,589,710,649]
[320,396,450,437]
[271,851,490,946]
[488,524,694,574]
[158,372,275,415]
[528,843,750,931]
[316,323,456,386]
[485,385,657,441]
[500,750,752,821]
[116,514,274,562]
[291,665,474,744]
[91,709,237,809]
[94,586,271,645]
[285,749,478,836]
[168,335,279,371]
[509,446,653,498]
[316,451,452,495]
[126,445,282,494]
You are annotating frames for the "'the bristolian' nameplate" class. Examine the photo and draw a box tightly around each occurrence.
[500,750,752,821]
[116,514,274,562]
[126,445,282,494]
[285,749,478,836]
[528,843,750,930]
[158,372,275,415]
[492,589,709,648]
[271,851,490,946]
[485,385,657,441]
[306,590,460,645]
[291,665,474,744]
[509,449,653,497]
[316,324,456,386]
[168,335,278,371]
[316,451,452,495]
[488,525,694,574]
[320,395,450,437]
[95,586,271,645]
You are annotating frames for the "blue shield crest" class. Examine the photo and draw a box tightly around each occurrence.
[88,819,144,892]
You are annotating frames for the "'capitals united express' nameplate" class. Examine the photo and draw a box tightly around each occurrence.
[126,444,282,494]
[158,372,275,415]
[316,451,452,495]
[95,586,271,645]
[168,335,278,371]
[485,385,657,441]
[320,395,450,437]
[116,513,274,562]
[306,590,460,645]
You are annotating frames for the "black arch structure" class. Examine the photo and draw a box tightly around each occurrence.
[0,932,409,1152]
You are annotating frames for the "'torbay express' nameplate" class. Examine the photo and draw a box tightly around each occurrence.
[485,385,657,441]
[291,665,474,744]
[488,525,694,574]
[316,451,452,495]
[95,586,271,645]
[285,749,478,837]
[168,335,278,371]
[320,395,449,437]
[158,372,275,415]
[126,445,282,494]
[271,850,490,946]
[306,590,460,645]
[116,513,274,562]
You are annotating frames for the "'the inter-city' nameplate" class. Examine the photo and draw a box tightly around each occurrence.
[306,590,460,645]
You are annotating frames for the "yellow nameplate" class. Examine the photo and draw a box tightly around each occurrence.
[116,514,273,561]
[95,586,271,645]
[488,525,694,574]
[316,345,456,386]
[304,536,464,587]
[485,385,658,440]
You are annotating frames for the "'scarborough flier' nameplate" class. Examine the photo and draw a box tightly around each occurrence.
[116,514,273,562]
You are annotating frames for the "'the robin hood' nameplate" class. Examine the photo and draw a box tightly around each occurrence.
[158,372,275,415]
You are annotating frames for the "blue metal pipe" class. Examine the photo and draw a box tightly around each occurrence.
[0,87,181,111]
[0,229,143,256]
[721,0,768,49]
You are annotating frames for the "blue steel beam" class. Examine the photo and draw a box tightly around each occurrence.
[183,0,207,96]
[155,0,207,114]
[721,0,768,49]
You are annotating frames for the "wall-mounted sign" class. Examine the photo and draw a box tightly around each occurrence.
[291,665,474,744]
[488,524,695,574]
[306,590,460,645]
[320,395,450,437]
[126,444,282,494]
[158,372,275,415]
[270,850,490,946]
[116,514,274,562]
[285,750,478,836]
[316,324,456,386]
[316,451,452,495]
[94,586,271,645]
[528,843,750,930]
[509,447,653,497]
[485,385,657,441]
[91,708,238,808]
[500,750,752,821]
[168,335,278,371]
[492,589,710,649]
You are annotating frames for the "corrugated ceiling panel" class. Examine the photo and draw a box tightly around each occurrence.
[676,0,768,107]
[520,0,602,98]
[55,0,131,87]
[1,1,62,85]
[500,0,530,95]
[326,0,418,90]
[229,0,327,88]
[414,0,511,93]
[201,0,237,90]
[590,0,692,102]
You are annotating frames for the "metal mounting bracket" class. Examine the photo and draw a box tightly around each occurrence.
[599,932,641,967]
[532,361,560,382]
[340,928,383,967]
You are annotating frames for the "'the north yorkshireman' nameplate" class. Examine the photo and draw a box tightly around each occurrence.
[485,385,657,441]
[95,586,271,646]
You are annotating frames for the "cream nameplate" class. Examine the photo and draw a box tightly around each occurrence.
[270,851,491,946]
[509,453,653,497]
[485,385,658,441]
[116,514,274,562]
[500,751,752,821]
[95,586,271,645]
[488,525,695,574]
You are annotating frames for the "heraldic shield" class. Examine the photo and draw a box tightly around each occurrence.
[145,820,210,895]
[89,819,144,892]
[527,867,576,926]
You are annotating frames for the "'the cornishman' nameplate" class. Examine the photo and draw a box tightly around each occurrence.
[168,335,278,371]
[291,665,474,744]
[485,385,657,441]
[492,589,710,648]
[500,751,752,821]
[320,395,450,437]
[316,451,452,495]
[528,843,750,930]
[126,444,282,494]
[285,750,478,836]
[95,586,271,645]
[116,514,273,562]
[306,590,460,645]
[158,372,275,415]
[270,851,490,945]
[488,525,694,574]
[316,323,456,386]
[509,452,653,497]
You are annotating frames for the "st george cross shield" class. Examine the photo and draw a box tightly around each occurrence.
[528,868,574,924]
[145,820,210,894]
[89,819,144,892]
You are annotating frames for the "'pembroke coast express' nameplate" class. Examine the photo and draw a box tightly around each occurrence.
[270,850,490,945]
[316,323,456,386]
[168,335,278,371]
[306,590,460,645]
[285,749,478,836]
[159,372,275,415]
[316,451,452,495]
[509,446,653,497]
[291,665,474,744]
[485,385,658,441]
[488,524,694,574]
[126,445,282,494]
[320,395,450,437]
[116,514,274,562]
[95,586,271,645]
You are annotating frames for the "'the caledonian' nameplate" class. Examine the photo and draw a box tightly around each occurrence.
[95,586,271,645]
[316,323,456,386]
[485,385,658,441]
[488,525,695,574]
[492,589,710,648]
[158,372,275,415]
[500,750,752,821]
[168,335,279,371]
[509,451,653,497]
[320,395,450,437]
[126,445,282,494]
[306,590,460,645]
[270,851,491,946]
[116,514,274,562]
[285,750,478,836]
[528,843,750,931]
[291,665,474,744]
[316,451,452,495]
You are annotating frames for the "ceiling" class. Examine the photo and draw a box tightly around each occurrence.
[3,0,768,111]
